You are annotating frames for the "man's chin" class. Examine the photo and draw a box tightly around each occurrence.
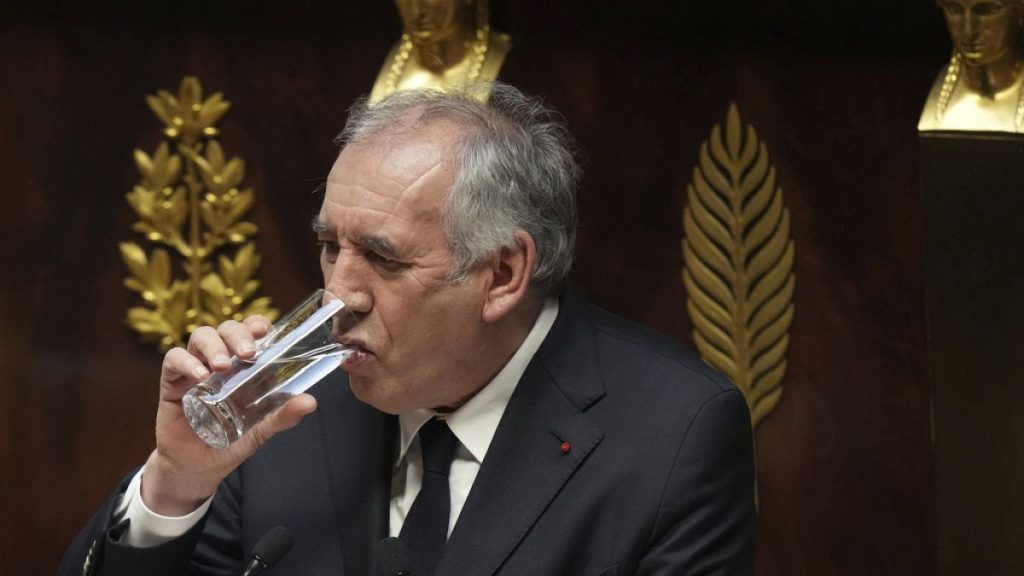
[348,377,404,415]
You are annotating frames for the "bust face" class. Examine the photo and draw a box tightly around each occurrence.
[396,0,473,44]
[939,0,1023,67]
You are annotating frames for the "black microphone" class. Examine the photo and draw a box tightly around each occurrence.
[242,526,293,576]
[374,537,411,576]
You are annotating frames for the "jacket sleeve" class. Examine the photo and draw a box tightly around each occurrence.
[635,388,757,576]
[57,471,135,576]
[58,469,245,576]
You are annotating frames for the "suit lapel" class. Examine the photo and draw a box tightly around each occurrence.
[316,376,397,576]
[439,288,606,575]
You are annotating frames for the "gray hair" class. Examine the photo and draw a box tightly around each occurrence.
[335,83,580,297]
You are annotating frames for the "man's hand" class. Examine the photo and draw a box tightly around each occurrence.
[140,316,318,516]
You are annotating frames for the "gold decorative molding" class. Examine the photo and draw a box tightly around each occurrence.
[682,103,795,429]
[120,77,278,351]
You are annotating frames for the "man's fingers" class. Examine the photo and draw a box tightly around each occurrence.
[185,318,270,375]
[161,347,210,391]
[216,320,260,360]
[262,394,318,436]
[243,315,272,338]
[187,325,232,371]
[239,395,318,451]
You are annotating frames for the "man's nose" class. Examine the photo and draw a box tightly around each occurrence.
[325,253,372,315]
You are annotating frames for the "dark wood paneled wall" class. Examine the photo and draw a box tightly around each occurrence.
[0,1,946,572]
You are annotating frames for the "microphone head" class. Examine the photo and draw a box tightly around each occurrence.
[374,537,411,576]
[251,526,293,568]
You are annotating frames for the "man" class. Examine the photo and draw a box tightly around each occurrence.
[61,84,755,575]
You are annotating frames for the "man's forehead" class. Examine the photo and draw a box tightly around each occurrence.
[326,132,456,215]
[317,164,450,256]
[330,129,456,188]
[338,115,465,162]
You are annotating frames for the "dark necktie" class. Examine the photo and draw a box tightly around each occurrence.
[399,418,460,576]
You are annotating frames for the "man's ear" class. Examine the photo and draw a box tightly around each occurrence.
[482,230,536,323]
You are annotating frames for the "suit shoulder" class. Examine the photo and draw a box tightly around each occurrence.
[584,302,738,400]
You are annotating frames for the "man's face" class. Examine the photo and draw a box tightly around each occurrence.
[940,0,1022,67]
[317,122,493,414]
[396,0,465,44]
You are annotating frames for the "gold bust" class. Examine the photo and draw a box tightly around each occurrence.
[370,0,512,103]
[920,0,1024,132]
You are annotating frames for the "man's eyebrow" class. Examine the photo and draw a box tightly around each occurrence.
[310,218,399,258]
[360,235,399,258]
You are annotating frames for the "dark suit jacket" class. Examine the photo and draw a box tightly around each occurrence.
[61,289,755,575]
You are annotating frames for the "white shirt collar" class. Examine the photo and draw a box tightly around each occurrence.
[396,297,560,466]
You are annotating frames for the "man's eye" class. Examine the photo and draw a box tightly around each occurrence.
[366,250,405,271]
[317,241,340,256]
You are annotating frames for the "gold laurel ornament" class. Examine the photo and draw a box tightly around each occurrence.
[120,77,278,351]
[682,103,795,429]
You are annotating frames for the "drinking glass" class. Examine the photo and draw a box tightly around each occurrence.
[182,289,355,449]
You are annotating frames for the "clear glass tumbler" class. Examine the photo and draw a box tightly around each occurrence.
[182,290,355,449]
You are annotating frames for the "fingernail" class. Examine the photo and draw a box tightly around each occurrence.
[193,365,209,379]
[238,343,255,355]
[214,354,230,365]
